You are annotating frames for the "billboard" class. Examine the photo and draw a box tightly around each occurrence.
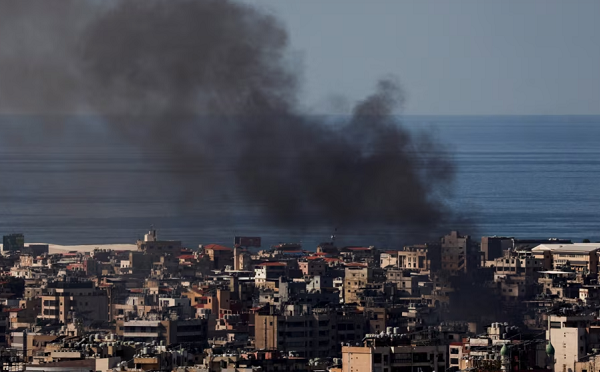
[234,236,262,247]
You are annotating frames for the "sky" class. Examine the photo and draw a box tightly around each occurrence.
[241,0,600,116]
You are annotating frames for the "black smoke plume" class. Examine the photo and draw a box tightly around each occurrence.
[0,0,456,235]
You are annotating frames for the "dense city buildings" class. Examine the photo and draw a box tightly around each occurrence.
[0,229,597,372]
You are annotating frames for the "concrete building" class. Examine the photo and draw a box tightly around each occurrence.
[386,269,420,297]
[546,314,595,372]
[532,243,600,274]
[342,335,447,372]
[255,305,350,359]
[2,233,25,253]
[481,236,513,262]
[492,251,545,279]
[441,231,480,274]
[254,262,286,288]
[298,259,327,277]
[137,228,182,255]
[203,244,233,270]
[40,280,108,323]
[344,267,373,305]
[117,318,207,345]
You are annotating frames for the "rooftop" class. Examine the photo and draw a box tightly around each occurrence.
[532,243,600,254]
[204,244,232,251]
[257,262,286,267]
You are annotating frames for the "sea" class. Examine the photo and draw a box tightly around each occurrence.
[1,115,599,249]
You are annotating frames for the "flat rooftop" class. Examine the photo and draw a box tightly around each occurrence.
[531,243,600,254]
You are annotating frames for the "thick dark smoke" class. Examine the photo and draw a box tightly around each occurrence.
[0,0,456,234]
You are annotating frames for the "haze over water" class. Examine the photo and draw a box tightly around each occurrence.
[1,115,598,248]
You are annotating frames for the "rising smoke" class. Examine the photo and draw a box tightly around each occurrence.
[0,0,456,234]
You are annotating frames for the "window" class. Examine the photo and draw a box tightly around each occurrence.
[374,353,382,364]
[413,353,428,363]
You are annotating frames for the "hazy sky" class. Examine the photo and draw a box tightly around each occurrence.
[242,0,600,115]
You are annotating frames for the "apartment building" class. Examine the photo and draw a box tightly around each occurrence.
[298,259,327,276]
[532,244,600,274]
[344,267,372,304]
[386,269,420,297]
[116,318,207,345]
[203,244,233,270]
[441,231,479,274]
[481,236,513,262]
[254,262,287,288]
[40,280,108,323]
[546,314,595,372]
[254,305,359,359]
[342,335,447,372]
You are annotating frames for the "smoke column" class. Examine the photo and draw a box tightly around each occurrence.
[0,0,457,236]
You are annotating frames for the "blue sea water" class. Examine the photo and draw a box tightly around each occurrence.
[0,115,599,248]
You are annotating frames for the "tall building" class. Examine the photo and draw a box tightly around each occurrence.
[441,231,480,274]
[2,233,24,253]
[481,236,513,261]
[546,314,595,372]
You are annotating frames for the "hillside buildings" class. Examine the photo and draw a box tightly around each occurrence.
[0,229,595,372]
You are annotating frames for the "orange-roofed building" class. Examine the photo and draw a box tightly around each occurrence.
[203,244,233,270]
[298,259,327,277]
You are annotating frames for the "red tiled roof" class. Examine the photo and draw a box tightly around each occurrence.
[177,254,196,260]
[204,244,232,251]
[4,308,23,312]
[344,262,367,267]
[323,258,342,263]
[346,247,371,251]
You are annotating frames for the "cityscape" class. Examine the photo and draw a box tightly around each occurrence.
[0,0,599,372]
[0,228,596,372]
